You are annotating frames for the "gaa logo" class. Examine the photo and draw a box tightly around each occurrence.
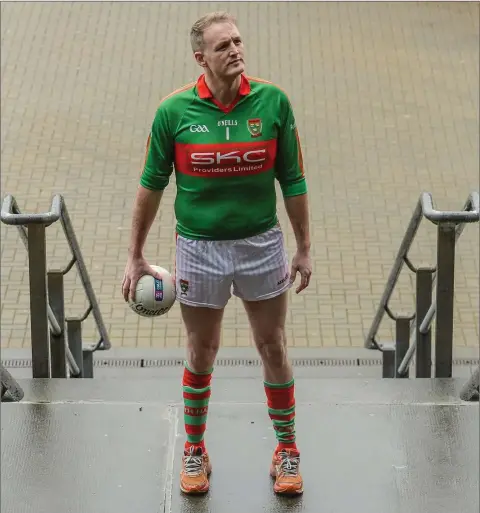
[190,125,209,133]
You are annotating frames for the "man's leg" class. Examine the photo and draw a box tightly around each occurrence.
[233,226,303,495]
[181,303,223,449]
[179,304,224,494]
[175,234,232,494]
[242,292,302,495]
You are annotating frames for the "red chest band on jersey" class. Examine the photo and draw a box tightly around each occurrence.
[174,140,277,177]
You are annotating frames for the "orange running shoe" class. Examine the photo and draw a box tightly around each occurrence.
[180,446,212,494]
[270,448,304,496]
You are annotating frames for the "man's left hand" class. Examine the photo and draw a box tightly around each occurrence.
[290,249,312,294]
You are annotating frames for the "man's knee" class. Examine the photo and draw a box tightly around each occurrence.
[181,304,223,373]
[187,335,220,372]
[255,330,288,367]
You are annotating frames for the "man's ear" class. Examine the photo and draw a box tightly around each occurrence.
[194,51,207,68]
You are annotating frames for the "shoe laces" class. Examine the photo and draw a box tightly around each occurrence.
[278,450,300,477]
[183,447,204,476]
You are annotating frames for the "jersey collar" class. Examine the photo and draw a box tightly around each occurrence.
[196,73,250,113]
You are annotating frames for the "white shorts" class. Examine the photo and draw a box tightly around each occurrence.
[175,225,291,309]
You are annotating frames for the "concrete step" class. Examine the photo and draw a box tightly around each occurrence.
[1,377,478,513]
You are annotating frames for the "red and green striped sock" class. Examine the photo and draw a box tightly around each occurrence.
[264,378,297,452]
[182,362,212,451]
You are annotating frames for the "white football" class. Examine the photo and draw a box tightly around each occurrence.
[129,265,176,317]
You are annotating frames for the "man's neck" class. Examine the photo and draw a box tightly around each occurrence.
[205,73,241,106]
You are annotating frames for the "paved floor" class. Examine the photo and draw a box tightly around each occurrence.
[1,2,478,349]
[1,377,478,513]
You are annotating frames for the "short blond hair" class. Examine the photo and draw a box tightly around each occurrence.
[190,11,237,52]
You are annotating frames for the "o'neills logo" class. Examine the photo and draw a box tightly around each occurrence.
[175,140,277,177]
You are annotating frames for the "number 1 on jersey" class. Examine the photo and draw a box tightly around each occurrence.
[226,126,230,141]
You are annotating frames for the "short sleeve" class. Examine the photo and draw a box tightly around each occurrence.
[274,91,307,197]
[139,105,174,191]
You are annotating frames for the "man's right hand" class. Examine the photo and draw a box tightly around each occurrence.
[122,256,163,303]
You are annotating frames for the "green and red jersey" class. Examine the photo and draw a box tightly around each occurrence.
[140,74,307,240]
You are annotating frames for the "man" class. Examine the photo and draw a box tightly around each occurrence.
[122,11,312,496]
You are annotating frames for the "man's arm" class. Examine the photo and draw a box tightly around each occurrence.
[275,89,312,292]
[128,186,163,259]
[284,193,311,253]
[275,90,311,250]
[129,105,174,258]
[122,104,174,301]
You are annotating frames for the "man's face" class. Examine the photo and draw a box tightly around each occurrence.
[195,22,245,79]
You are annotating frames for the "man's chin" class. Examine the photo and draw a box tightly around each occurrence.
[227,62,245,77]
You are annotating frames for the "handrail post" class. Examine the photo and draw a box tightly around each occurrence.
[395,317,411,378]
[381,344,395,378]
[67,318,84,378]
[434,223,456,378]
[27,225,51,378]
[415,268,434,377]
[82,349,94,379]
[383,317,412,378]
[47,270,67,378]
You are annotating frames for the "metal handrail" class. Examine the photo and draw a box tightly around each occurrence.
[421,191,479,224]
[396,214,476,375]
[1,363,24,402]
[460,365,480,402]
[2,210,63,335]
[365,191,479,352]
[1,209,80,376]
[65,347,81,376]
[1,194,111,356]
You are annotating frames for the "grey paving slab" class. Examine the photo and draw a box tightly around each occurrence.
[1,402,171,513]
[1,2,478,349]
[171,404,479,513]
